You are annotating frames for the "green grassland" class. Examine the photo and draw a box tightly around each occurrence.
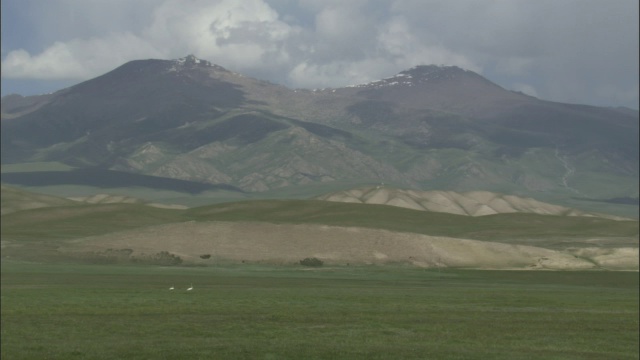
[186,200,639,248]
[1,261,638,359]
[0,161,77,173]
[2,197,638,264]
[2,187,638,358]
[0,199,636,254]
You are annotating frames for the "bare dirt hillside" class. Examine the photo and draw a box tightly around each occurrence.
[68,194,144,204]
[62,221,638,270]
[68,194,188,209]
[315,187,629,220]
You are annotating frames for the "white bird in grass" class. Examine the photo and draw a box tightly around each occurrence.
[187,284,193,291]
[169,286,174,290]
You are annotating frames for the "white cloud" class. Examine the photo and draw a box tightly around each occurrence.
[131,0,300,71]
[376,15,480,72]
[2,0,298,80]
[1,33,163,79]
[1,0,638,108]
[314,2,371,44]
[494,57,535,76]
[288,59,395,88]
[286,12,480,89]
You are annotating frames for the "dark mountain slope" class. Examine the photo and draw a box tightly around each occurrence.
[1,56,245,162]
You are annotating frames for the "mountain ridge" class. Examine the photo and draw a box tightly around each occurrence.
[1,55,637,214]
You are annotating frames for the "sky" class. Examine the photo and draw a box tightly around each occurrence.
[1,0,638,109]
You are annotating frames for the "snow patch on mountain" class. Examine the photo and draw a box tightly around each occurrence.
[344,65,472,90]
[166,54,228,73]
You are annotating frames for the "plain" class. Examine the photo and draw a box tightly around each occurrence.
[1,260,638,360]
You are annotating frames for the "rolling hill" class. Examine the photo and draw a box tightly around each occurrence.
[1,186,637,270]
[314,186,630,220]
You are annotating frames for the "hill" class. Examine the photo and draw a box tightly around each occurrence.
[0,184,79,215]
[315,186,630,220]
[2,185,637,270]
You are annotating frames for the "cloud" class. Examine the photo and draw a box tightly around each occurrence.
[143,0,298,68]
[388,0,638,108]
[376,16,479,71]
[494,57,535,77]
[285,3,482,89]
[310,1,379,60]
[1,33,163,79]
[1,0,477,89]
[1,0,638,108]
[2,0,299,80]
[288,59,392,89]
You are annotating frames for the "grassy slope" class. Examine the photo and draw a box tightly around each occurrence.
[2,198,637,266]
[187,200,639,246]
[1,182,637,264]
[3,203,184,240]
[1,261,638,359]
[2,199,637,246]
[0,184,79,215]
[1,203,186,261]
[0,161,76,173]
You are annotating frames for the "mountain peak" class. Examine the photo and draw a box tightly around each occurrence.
[401,64,468,78]
[168,55,228,73]
[175,54,209,66]
[347,64,471,90]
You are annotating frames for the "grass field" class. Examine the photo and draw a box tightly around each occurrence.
[187,200,639,247]
[5,199,637,247]
[1,260,638,359]
[2,198,637,267]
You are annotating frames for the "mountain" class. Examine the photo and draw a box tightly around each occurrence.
[2,55,638,214]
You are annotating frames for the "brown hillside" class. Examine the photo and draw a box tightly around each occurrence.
[62,221,637,270]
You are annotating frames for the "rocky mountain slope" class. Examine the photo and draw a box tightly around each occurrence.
[2,55,638,210]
